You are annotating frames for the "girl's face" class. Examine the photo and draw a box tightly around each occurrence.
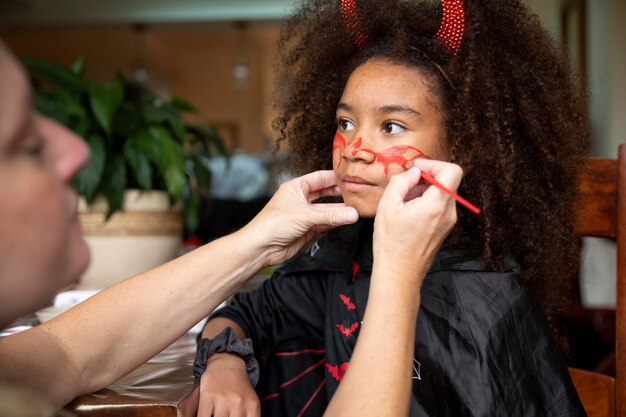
[0,43,90,326]
[333,59,449,217]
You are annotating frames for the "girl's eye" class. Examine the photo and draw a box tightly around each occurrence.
[337,119,355,132]
[383,121,405,135]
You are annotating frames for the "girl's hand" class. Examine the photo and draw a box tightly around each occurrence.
[198,353,260,417]
[373,159,463,285]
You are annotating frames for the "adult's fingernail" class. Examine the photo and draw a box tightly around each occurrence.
[343,208,359,223]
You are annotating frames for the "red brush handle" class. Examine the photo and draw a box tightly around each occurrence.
[420,171,481,215]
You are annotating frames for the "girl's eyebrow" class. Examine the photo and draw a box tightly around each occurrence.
[336,102,421,119]
[377,105,421,118]
[336,102,353,112]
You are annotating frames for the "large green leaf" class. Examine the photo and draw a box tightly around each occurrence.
[148,127,186,199]
[46,88,85,116]
[72,134,106,203]
[34,93,72,126]
[130,130,165,168]
[142,101,187,143]
[112,102,143,139]
[125,138,153,190]
[187,124,229,158]
[71,55,86,77]
[171,96,198,113]
[101,155,127,217]
[190,155,212,190]
[88,79,124,136]
[23,58,87,93]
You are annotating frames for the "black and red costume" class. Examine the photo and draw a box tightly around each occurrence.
[211,220,585,416]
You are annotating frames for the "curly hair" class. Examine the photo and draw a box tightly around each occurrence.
[272,0,590,331]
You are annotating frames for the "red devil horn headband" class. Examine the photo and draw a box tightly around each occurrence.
[341,0,465,55]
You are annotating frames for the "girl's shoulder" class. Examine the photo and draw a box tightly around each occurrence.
[422,246,539,332]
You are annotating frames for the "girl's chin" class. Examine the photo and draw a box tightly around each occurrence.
[345,201,377,218]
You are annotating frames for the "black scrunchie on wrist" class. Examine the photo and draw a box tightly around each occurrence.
[193,327,259,387]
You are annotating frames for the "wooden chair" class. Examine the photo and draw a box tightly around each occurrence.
[569,144,626,417]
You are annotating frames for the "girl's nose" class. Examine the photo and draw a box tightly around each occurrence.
[346,136,376,163]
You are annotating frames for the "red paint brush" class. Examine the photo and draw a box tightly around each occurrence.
[420,171,481,215]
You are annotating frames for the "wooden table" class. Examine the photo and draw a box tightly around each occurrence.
[64,333,199,417]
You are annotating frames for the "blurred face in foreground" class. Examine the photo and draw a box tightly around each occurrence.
[333,59,449,217]
[0,42,90,327]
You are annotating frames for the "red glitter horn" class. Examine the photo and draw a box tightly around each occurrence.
[435,0,465,54]
[341,0,368,48]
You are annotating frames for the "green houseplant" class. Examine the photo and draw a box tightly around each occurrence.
[24,56,228,232]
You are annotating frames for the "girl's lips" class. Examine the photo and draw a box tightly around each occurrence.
[342,175,376,192]
[343,175,374,185]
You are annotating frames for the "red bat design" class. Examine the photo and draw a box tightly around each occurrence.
[339,294,356,311]
[336,322,359,337]
[326,362,349,381]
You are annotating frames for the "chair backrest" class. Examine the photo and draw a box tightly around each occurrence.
[570,368,615,416]
[570,144,626,417]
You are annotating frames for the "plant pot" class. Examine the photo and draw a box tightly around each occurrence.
[78,190,183,289]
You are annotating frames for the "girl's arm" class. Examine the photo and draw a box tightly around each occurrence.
[0,170,358,408]
[325,160,463,416]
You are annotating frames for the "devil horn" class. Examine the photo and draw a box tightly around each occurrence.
[341,0,368,48]
[435,0,465,54]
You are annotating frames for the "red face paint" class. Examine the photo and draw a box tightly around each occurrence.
[333,132,346,169]
[373,145,427,176]
[334,132,427,176]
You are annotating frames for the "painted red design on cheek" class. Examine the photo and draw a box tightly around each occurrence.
[374,145,427,176]
[333,132,346,168]
[350,137,375,158]
[335,133,427,176]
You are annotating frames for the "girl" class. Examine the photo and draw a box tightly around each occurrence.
[194,0,589,415]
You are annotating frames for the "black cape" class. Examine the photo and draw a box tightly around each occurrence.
[212,220,586,416]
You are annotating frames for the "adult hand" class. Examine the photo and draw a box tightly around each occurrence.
[198,353,260,417]
[373,159,463,282]
[240,170,359,267]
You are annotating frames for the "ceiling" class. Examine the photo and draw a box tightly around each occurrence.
[0,0,296,25]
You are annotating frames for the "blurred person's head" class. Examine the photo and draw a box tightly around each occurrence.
[0,41,90,327]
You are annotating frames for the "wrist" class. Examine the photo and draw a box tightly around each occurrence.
[230,226,272,271]
[193,327,259,386]
[370,263,424,305]
[205,352,247,371]
[222,229,269,276]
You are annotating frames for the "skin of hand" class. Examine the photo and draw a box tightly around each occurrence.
[239,170,359,267]
[198,353,260,417]
[324,159,463,417]
[0,170,358,408]
[373,158,462,282]
[198,318,259,417]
